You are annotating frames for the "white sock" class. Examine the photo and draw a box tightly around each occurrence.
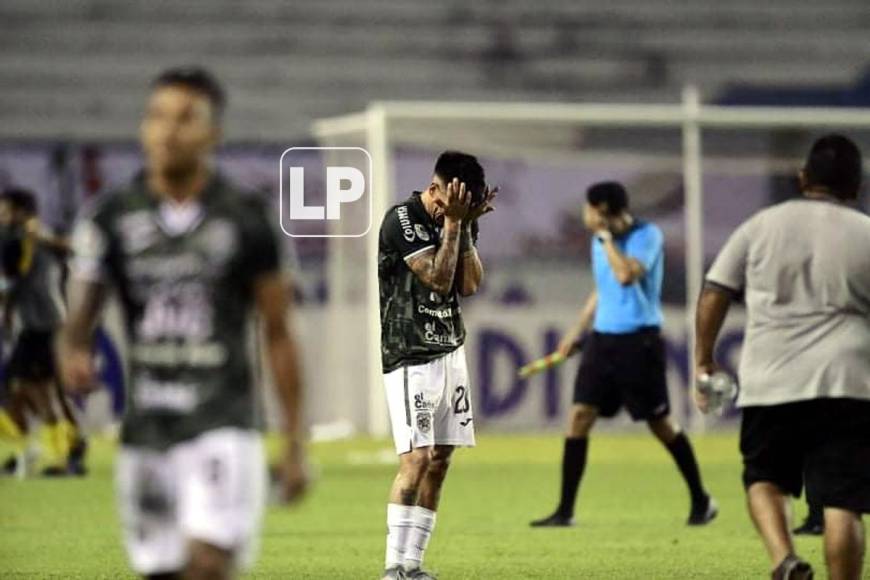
[404,506,437,571]
[385,503,415,569]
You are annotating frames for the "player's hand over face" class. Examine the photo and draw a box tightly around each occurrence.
[467,186,498,222]
[59,345,98,394]
[437,178,471,222]
[693,362,719,414]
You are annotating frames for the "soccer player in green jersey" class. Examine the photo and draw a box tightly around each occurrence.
[59,67,307,580]
[378,152,495,579]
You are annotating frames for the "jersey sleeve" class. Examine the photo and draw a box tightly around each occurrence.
[381,205,436,262]
[69,205,114,284]
[706,218,753,293]
[242,199,282,280]
[626,224,663,271]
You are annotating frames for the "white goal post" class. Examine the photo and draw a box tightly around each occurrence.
[312,88,870,436]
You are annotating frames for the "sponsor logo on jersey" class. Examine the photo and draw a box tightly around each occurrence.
[417,304,455,319]
[414,224,430,241]
[133,378,198,412]
[414,393,435,411]
[199,220,238,268]
[423,321,460,346]
[396,206,415,242]
[118,211,159,254]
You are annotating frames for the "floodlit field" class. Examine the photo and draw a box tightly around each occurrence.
[0,433,823,579]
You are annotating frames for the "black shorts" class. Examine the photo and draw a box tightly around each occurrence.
[7,329,57,383]
[741,399,870,514]
[572,328,670,421]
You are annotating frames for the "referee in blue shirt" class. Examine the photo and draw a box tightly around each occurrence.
[531,182,717,527]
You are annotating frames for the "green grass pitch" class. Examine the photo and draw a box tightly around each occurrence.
[0,432,823,579]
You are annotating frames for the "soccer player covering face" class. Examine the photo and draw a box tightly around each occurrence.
[58,67,307,580]
[531,182,716,528]
[378,152,495,580]
[696,135,870,580]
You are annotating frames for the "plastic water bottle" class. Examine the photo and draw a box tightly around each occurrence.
[697,371,737,415]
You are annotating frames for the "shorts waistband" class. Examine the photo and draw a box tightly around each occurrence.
[593,326,660,337]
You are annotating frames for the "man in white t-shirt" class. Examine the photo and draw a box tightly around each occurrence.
[695,134,870,580]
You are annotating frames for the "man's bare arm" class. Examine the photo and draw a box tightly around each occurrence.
[406,218,464,295]
[254,272,307,501]
[694,285,733,369]
[558,291,598,356]
[58,279,108,391]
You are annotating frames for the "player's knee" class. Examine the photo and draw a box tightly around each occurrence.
[568,406,596,436]
[398,449,431,482]
[648,417,678,443]
[427,449,453,480]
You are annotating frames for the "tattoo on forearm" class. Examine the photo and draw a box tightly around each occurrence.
[409,223,462,294]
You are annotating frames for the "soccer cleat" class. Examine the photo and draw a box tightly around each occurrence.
[381,566,404,580]
[792,517,823,536]
[772,555,814,580]
[1,454,16,475]
[688,495,718,526]
[530,511,576,527]
[66,438,88,477]
[403,568,437,579]
[41,465,71,478]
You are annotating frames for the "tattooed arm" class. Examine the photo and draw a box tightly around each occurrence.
[406,217,464,295]
[403,177,471,295]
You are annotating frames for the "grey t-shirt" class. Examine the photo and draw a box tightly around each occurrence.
[707,198,870,407]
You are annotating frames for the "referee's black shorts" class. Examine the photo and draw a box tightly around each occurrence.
[741,398,870,514]
[572,327,669,421]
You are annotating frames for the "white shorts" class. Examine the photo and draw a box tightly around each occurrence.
[116,427,266,575]
[384,345,476,454]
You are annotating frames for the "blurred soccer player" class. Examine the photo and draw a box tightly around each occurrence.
[696,134,870,580]
[59,66,307,580]
[0,188,79,477]
[532,182,716,528]
[378,152,495,579]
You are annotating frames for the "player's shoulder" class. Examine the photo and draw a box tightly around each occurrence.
[207,174,265,213]
[381,192,427,231]
[632,220,663,241]
[80,181,143,226]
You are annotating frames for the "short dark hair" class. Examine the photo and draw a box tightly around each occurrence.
[586,181,628,215]
[803,134,863,200]
[434,151,487,205]
[151,66,226,121]
[1,187,38,216]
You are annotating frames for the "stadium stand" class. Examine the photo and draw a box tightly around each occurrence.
[0,0,868,140]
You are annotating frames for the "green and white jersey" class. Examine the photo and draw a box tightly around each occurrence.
[378,191,467,374]
[71,174,281,450]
